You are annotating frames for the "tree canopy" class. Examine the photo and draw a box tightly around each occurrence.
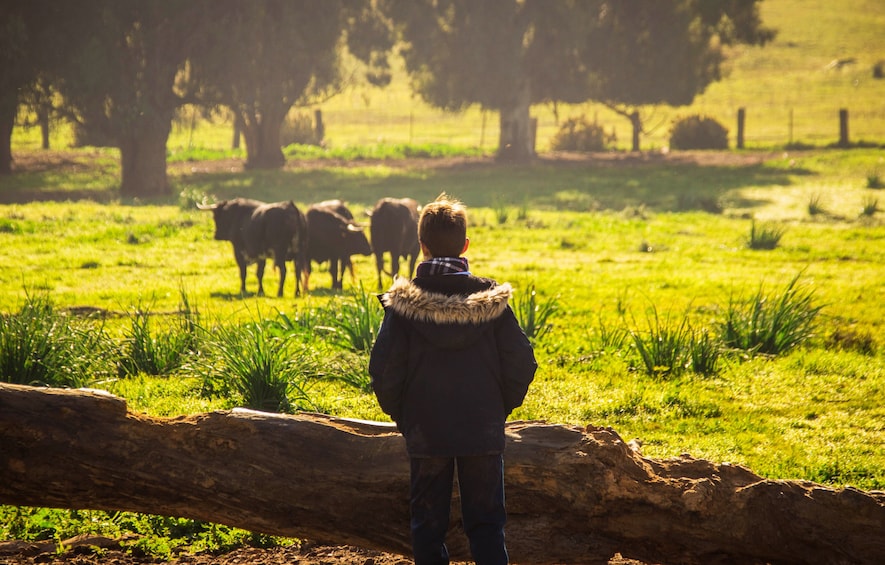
[382,0,774,158]
[1,0,775,194]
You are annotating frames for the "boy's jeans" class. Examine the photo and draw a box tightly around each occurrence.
[409,454,508,565]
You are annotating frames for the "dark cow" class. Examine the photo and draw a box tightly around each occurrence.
[305,200,371,290]
[368,197,420,290]
[199,198,308,297]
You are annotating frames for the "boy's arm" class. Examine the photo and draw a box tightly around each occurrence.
[496,307,538,414]
[368,311,409,424]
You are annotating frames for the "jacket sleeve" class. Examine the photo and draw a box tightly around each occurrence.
[496,306,538,414]
[369,310,409,424]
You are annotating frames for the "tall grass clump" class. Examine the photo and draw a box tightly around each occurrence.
[317,284,383,352]
[718,272,823,356]
[860,195,880,217]
[628,307,692,378]
[746,220,786,250]
[866,169,883,189]
[199,321,319,413]
[117,291,202,377]
[513,284,559,342]
[0,293,110,387]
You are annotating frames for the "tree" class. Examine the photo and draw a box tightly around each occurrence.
[381,0,774,160]
[53,1,213,198]
[0,6,28,175]
[586,0,775,151]
[2,383,884,565]
[191,0,393,170]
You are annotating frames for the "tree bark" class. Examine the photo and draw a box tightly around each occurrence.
[239,94,288,170]
[118,114,173,198]
[0,94,15,175]
[496,78,535,163]
[1,383,883,565]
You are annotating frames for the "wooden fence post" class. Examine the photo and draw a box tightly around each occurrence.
[737,108,746,149]
[839,108,850,147]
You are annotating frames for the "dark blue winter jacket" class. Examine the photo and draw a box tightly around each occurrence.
[369,274,537,457]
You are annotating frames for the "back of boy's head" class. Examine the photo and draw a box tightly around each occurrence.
[418,193,467,257]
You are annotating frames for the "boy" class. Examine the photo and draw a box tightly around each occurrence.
[369,193,537,565]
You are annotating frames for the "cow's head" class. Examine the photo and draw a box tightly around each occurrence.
[197,200,235,241]
[344,222,372,256]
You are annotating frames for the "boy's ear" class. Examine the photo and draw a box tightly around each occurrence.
[461,238,470,254]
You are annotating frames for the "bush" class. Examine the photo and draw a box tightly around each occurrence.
[669,115,729,150]
[280,111,321,146]
[550,115,615,152]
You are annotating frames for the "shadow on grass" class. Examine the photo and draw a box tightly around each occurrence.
[2,150,809,215]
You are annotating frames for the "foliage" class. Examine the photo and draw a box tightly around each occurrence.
[628,306,692,379]
[718,272,823,356]
[280,112,322,147]
[549,115,615,152]
[669,115,730,150]
[197,320,320,413]
[318,284,384,352]
[117,290,201,377]
[513,284,559,343]
[0,293,111,387]
[0,506,289,558]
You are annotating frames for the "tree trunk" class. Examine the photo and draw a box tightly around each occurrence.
[240,99,287,170]
[496,78,535,163]
[630,110,642,152]
[1,383,883,565]
[118,114,173,198]
[0,94,15,175]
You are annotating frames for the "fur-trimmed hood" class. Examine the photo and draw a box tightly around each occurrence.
[380,275,512,325]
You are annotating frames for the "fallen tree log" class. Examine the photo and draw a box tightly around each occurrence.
[1,383,883,565]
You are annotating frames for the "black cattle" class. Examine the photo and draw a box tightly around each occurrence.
[199,198,308,297]
[368,197,420,290]
[305,200,371,290]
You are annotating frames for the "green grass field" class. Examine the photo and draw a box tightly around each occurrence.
[2,0,885,553]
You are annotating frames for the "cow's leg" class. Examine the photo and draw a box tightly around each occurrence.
[391,253,400,281]
[236,255,249,295]
[275,257,287,298]
[330,258,341,290]
[375,252,385,290]
[255,259,266,296]
[408,252,419,278]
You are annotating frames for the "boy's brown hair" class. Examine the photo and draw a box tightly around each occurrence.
[418,193,467,257]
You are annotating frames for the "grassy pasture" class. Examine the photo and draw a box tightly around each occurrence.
[1,148,884,492]
[2,0,885,550]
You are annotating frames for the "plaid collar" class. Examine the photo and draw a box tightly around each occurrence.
[415,256,470,277]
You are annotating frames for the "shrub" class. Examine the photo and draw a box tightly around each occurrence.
[718,272,822,356]
[669,115,729,150]
[550,115,615,152]
[279,111,321,147]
